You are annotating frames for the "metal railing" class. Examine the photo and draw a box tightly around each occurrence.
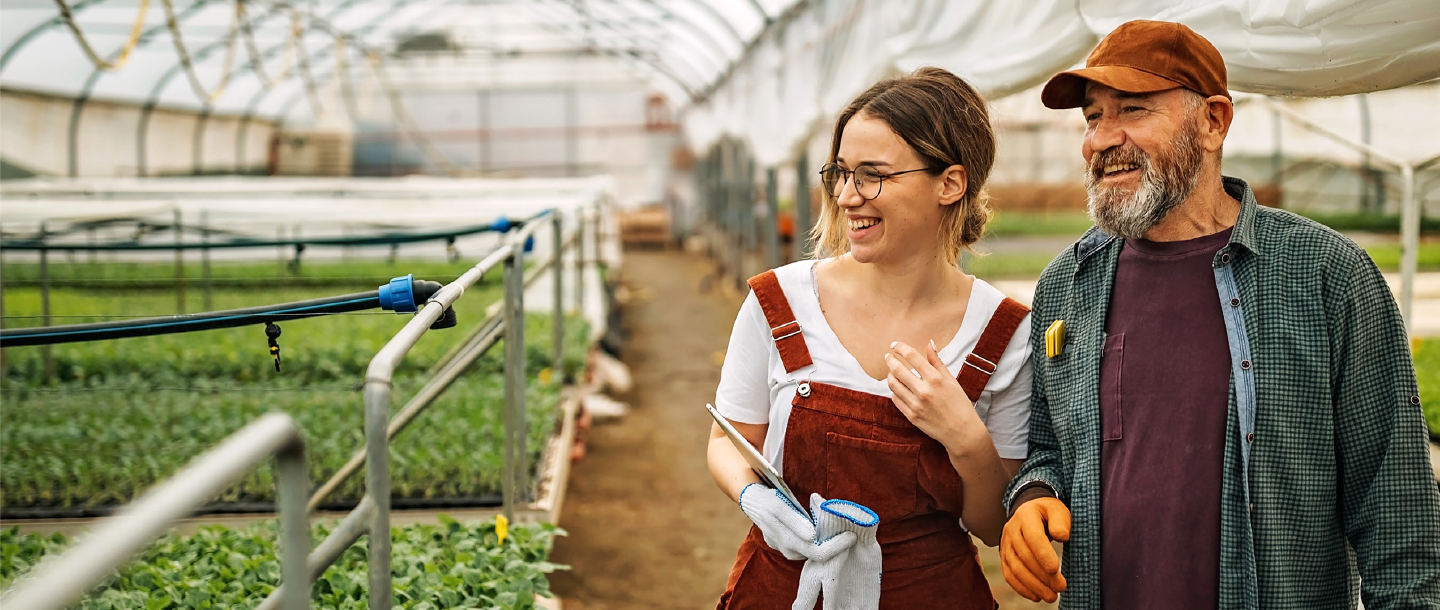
[0,198,603,609]
[0,413,311,610]
[258,202,595,609]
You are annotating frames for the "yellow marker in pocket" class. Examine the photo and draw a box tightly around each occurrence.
[1046,320,1067,358]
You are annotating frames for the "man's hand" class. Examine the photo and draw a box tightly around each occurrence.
[1001,495,1071,603]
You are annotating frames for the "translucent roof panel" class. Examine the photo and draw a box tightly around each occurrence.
[0,0,795,123]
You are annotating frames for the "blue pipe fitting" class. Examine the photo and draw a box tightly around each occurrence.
[378,274,417,313]
[489,217,514,233]
[524,234,535,253]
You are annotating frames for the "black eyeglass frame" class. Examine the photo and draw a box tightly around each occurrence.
[818,163,937,201]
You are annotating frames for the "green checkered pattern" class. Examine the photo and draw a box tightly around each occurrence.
[1004,177,1440,609]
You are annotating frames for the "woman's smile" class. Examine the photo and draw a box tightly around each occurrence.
[847,215,882,241]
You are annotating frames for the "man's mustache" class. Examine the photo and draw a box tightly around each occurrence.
[1089,146,1150,181]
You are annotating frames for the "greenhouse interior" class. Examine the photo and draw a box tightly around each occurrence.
[1,1,1439,608]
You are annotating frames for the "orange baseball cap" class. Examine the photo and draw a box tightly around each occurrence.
[1041,20,1230,109]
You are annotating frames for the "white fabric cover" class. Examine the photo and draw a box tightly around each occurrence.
[683,0,1440,166]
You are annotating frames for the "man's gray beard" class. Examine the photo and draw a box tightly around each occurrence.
[1084,120,1204,240]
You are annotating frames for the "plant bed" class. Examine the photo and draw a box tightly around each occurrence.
[1,261,591,513]
[0,516,566,609]
[1411,339,1440,440]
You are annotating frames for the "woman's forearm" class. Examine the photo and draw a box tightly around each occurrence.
[708,423,763,502]
[944,429,1011,546]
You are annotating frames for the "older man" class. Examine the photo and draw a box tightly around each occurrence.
[999,20,1440,610]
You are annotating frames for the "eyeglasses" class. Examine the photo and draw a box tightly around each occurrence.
[818,163,934,201]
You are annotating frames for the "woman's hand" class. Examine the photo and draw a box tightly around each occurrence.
[884,340,986,454]
[886,340,1011,545]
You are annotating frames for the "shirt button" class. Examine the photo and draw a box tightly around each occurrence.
[1240,359,1252,370]
[1246,432,1255,443]
[1249,502,1255,513]
[1229,298,1240,307]
[1219,252,1232,265]
[797,382,811,398]
[1410,395,1421,405]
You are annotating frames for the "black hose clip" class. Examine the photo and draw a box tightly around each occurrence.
[265,321,283,372]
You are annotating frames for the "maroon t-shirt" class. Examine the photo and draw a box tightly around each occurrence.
[1099,227,1232,609]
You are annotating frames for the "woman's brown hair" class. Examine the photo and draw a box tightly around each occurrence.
[811,67,996,264]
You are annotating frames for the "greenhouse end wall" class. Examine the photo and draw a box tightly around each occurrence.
[0,89,278,178]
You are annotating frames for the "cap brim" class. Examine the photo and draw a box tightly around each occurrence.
[1041,66,1185,109]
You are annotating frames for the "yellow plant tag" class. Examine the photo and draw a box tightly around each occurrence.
[1045,320,1067,358]
[496,514,509,544]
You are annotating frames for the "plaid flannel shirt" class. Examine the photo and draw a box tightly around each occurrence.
[1004,177,1440,609]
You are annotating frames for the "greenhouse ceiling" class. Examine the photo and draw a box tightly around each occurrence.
[0,0,797,119]
[2,0,1438,166]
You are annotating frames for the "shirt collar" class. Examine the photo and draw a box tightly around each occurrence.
[1222,176,1262,256]
[1073,175,1262,263]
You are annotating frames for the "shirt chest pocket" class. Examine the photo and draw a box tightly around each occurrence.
[824,432,921,524]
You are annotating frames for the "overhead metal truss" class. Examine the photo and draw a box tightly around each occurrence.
[0,0,791,119]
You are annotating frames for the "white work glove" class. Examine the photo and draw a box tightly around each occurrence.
[739,484,851,561]
[794,494,881,610]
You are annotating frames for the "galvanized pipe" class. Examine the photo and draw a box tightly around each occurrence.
[0,413,310,610]
[1401,164,1417,333]
[307,315,503,512]
[795,151,811,261]
[40,221,53,381]
[502,240,527,515]
[255,496,375,610]
[552,213,565,377]
[765,166,779,270]
[360,241,514,609]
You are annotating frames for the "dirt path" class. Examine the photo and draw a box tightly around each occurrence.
[549,249,1053,609]
[549,250,751,609]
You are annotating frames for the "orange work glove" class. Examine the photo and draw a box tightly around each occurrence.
[1000,496,1072,603]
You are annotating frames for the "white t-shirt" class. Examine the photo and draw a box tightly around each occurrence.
[714,259,1033,472]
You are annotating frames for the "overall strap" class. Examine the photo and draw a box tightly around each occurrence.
[957,297,1030,402]
[747,270,813,373]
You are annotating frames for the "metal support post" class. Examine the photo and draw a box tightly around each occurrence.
[729,143,743,288]
[201,210,213,310]
[1401,164,1418,333]
[503,242,528,514]
[363,378,393,608]
[174,208,185,314]
[1,414,311,610]
[744,154,757,252]
[795,152,811,261]
[1,247,6,386]
[765,166,780,270]
[575,210,586,315]
[552,213,565,379]
[276,442,309,610]
[40,221,52,382]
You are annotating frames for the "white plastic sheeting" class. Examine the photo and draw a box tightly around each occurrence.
[685,0,1440,167]
[0,0,801,125]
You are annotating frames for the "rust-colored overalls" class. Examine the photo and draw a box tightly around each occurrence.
[717,270,1030,610]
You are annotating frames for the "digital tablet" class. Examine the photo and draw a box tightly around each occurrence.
[706,403,807,516]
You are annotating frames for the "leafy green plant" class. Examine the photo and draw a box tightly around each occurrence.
[1410,339,1440,439]
[0,517,566,609]
[1,259,590,510]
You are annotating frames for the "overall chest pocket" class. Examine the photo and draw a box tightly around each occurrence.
[824,432,920,524]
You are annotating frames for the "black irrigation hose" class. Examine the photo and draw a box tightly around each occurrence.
[0,216,533,252]
[0,495,508,520]
[0,279,444,347]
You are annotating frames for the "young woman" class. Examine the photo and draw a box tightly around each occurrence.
[708,68,1033,609]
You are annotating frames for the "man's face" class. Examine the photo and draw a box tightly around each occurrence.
[1080,84,1205,239]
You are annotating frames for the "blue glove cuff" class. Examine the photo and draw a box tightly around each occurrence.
[820,499,878,527]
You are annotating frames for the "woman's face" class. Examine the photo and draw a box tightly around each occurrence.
[834,112,956,266]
